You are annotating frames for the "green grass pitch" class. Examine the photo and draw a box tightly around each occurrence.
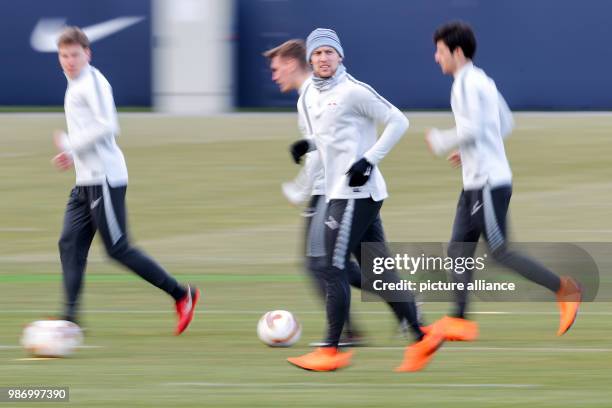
[0,112,611,407]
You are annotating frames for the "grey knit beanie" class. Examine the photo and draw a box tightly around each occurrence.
[306,28,344,61]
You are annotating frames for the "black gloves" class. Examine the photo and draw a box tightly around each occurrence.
[346,157,373,187]
[289,139,311,164]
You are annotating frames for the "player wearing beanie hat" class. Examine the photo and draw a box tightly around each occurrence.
[287,28,444,373]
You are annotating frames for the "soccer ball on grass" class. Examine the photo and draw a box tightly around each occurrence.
[21,320,83,357]
[257,310,301,347]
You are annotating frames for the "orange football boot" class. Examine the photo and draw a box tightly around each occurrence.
[395,331,445,372]
[287,347,353,371]
[422,316,479,341]
[556,276,582,336]
[175,285,200,335]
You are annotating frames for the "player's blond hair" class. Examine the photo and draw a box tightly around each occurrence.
[57,26,90,49]
[263,39,308,70]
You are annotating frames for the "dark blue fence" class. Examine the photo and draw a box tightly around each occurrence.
[0,0,150,106]
[2,0,609,109]
[237,0,611,110]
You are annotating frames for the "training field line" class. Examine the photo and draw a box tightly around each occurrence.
[3,344,609,353]
[0,227,44,232]
[0,345,102,350]
[3,310,612,316]
[163,381,539,389]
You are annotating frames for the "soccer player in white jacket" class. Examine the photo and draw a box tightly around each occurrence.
[425,21,581,340]
[287,28,444,372]
[51,27,199,334]
[264,39,365,346]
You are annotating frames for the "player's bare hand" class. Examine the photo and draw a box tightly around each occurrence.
[447,150,461,168]
[53,130,67,151]
[424,129,435,155]
[52,152,73,171]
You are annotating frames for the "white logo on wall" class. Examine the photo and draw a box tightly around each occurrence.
[30,16,146,52]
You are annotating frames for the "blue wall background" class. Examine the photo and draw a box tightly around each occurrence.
[0,0,150,106]
[1,0,609,109]
[238,0,611,110]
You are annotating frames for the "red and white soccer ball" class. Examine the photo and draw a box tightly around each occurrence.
[257,310,301,347]
[21,320,83,357]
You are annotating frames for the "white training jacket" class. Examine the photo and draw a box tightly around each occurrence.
[299,74,409,202]
[428,62,514,190]
[59,64,127,187]
[281,77,326,205]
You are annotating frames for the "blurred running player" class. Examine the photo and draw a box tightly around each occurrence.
[263,39,364,346]
[287,28,444,372]
[425,21,581,340]
[51,27,199,334]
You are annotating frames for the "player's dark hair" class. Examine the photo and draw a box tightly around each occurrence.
[433,21,476,59]
[263,39,308,70]
[57,26,90,49]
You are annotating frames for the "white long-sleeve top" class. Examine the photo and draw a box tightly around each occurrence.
[428,62,514,190]
[59,64,127,187]
[282,77,326,205]
[300,74,408,201]
[297,77,325,197]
